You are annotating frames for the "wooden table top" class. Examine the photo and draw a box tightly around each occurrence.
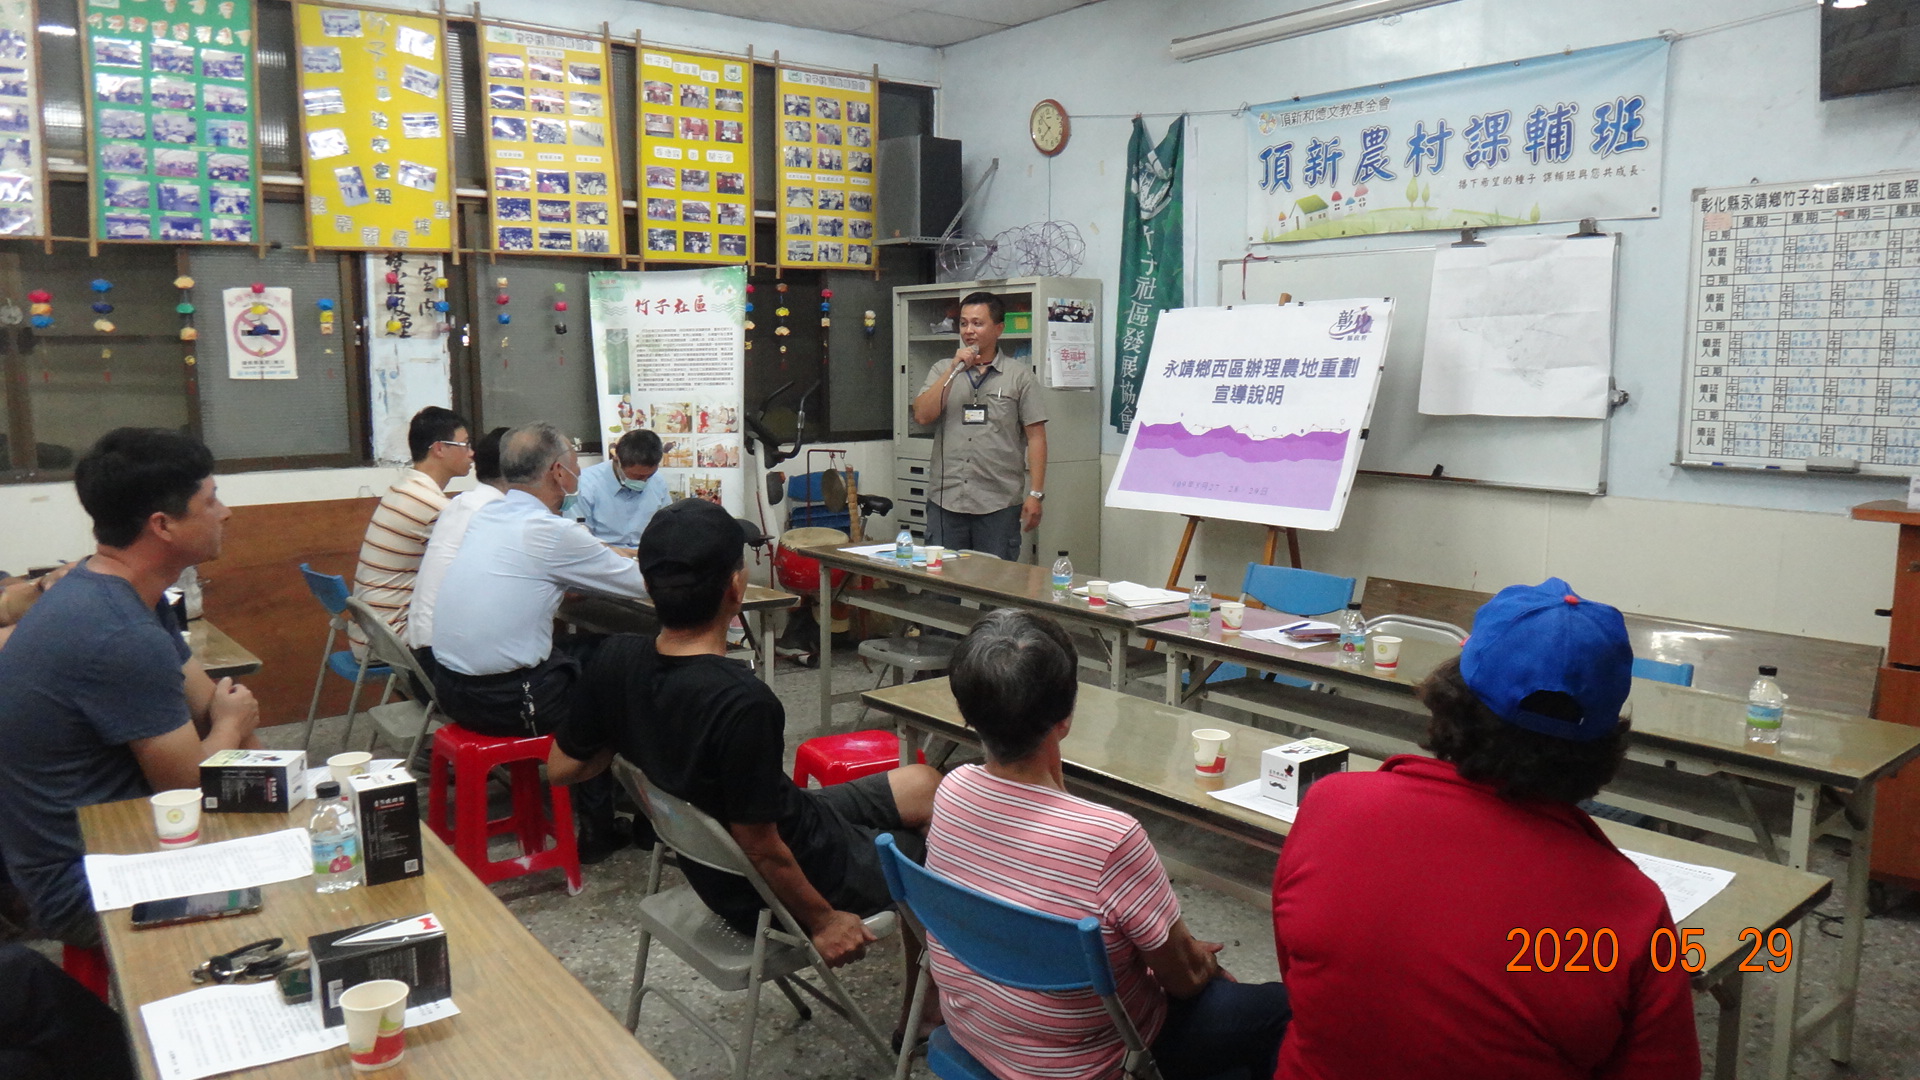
[863,678,1831,988]
[1850,499,1920,525]
[79,799,673,1080]
[805,545,1189,628]
[188,618,262,680]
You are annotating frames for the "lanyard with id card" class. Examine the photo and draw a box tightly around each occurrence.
[962,403,988,425]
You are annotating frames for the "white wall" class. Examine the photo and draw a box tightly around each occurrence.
[940,0,1915,644]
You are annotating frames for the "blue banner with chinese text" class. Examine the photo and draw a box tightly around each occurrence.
[1247,39,1668,244]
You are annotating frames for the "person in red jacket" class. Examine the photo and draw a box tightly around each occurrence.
[1270,578,1700,1080]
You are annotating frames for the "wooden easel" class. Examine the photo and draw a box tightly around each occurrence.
[1161,516,1302,604]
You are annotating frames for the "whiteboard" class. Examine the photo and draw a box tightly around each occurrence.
[1222,246,1611,494]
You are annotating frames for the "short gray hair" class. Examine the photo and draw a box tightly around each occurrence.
[614,428,663,468]
[500,422,571,484]
[950,609,1079,762]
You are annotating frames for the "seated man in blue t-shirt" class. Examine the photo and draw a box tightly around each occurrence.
[0,429,262,947]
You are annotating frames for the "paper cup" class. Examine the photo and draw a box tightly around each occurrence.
[1191,728,1230,775]
[1087,580,1110,608]
[149,789,202,848]
[341,979,409,1071]
[1371,635,1404,672]
[328,751,374,787]
[1219,601,1246,630]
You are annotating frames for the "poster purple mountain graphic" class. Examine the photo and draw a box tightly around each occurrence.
[1117,423,1350,511]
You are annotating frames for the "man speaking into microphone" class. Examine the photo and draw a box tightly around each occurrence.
[908,292,1048,562]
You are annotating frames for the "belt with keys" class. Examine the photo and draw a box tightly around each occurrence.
[192,938,309,984]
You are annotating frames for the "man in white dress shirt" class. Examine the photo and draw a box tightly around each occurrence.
[404,426,508,677]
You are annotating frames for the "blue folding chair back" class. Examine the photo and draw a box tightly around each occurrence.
[297,563,390,753]
[299,562,352,615]
[1631,656,1695,686]
[1239,564,1355,617]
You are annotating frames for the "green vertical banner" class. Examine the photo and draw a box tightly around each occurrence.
[1111,114,1184,433]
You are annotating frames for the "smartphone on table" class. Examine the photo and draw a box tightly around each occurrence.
[130,887,263,930]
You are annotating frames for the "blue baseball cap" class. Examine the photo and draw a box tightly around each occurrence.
[1459,578,1633,742]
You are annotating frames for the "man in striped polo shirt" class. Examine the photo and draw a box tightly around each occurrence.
[348,407,473,657]
[928,610,1290,1080]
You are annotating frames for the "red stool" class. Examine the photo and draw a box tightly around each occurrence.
[793,729,925,788]
[428,724,582,895]
[63,944,110,1003]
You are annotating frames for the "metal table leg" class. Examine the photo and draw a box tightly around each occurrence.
[1709,973,1747,1080]
[1829,784,1874,1064]
[757,609,776,684]
[817,569,834,734]
[1766,782,1818,1079]
[1164,651,1182,707]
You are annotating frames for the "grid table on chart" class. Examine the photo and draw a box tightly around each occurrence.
[1687,190,1920,467]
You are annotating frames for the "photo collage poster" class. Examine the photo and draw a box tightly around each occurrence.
[481,24,619,257]
[637,45,750,264]
[294,4,452,251]
[775,65,877,270]
[83,0,260,244]
[0,0,41,237]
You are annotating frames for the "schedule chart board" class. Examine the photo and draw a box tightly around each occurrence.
[1680,172,1920,474]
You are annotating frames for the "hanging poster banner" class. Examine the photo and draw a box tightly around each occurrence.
[222,286,296,379]
[480,23,618,256]
[1105,301,1393,532]
[295,3,452,252]
[775,64,878,270]
[1045,296,1096,389]
[1246,38,1668,244]
[1112,115,1183,432]
[589,267,746,515]
[0,0,46,238]
[637,44,750,264]
[83,0,260,244]
[366,252,450,464]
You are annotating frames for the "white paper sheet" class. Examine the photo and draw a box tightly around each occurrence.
[302,759,402,795]
[1239,620,1339,648]
[1205,778,1300,824]
[1621,849,1736,922]
[142,980,459,1080]
[1070,581,1187,608]
[1418,234,1618,419]
[84,828,313,912]
[843,542,897,558]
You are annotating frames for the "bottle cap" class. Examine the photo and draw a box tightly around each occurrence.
[1759,665,1777,677]
[315,780,340,798]
[1348,600,1363,609]
[1194,575,1206,582]
[1057,550,1068,557]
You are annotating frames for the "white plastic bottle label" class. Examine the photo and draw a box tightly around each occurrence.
[1746,704,1783,730]
[313,834,360,874]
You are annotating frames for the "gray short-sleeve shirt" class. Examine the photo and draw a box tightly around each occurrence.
[920,352,1047,515]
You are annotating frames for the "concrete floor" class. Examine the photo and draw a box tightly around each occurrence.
[280,647,1920,1080]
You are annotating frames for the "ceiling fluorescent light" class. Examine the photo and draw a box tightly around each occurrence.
[1170,0,1463,62]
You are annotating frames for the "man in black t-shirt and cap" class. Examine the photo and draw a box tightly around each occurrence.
[548,498,941,967]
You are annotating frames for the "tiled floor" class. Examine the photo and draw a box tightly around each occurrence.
[279,647,1920,1080]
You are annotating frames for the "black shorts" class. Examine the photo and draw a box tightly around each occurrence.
[808,771,927,918]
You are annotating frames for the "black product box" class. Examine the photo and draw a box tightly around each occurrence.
[199,750,308,813]
[349,767,423,886]
[309,913,451,1027]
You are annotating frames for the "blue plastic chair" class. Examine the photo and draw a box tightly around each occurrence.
[874,833,1162,1080]
[298,563,391,753]
[1631,656,1695,686]
[1188,565,1359,692]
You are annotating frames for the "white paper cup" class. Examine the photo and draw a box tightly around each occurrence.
[341,979,410,1071]
[1191,728,1230,775]
[1087,580,1110,608]
[1371,635,1404,672]
[328,751,374,787]
[1219,602,1246,630]
[149,789,202,848]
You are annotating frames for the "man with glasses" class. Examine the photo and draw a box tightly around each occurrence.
[347,406,473,657]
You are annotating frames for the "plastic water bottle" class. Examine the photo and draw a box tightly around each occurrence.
[1188,575,1211,632]
[308,781,363,893]
[1338,602,1368,665]
[1051,551,1073,602]
[1746,665,1786,745]
[895,526,914,566]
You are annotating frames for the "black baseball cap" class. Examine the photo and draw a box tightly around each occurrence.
[638,498,745,588]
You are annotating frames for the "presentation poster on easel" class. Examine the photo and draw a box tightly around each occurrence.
[1105,301,1392,531]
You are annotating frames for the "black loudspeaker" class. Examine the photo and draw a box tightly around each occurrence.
[877,135,963,241]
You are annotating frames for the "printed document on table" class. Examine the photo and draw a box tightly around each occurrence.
[1240,621,1340,648]
[1070,581,1187,607]
[84,828,312,911]
[844,542,897,558]
[1620,850,1735,922]
[142,980,459,1080]
[1206,779,1299,824]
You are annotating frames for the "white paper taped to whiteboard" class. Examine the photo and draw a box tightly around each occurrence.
[1418,234,1618,419]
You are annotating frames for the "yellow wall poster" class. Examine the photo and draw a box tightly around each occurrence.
[637,46,749,264]
[775,65,877,270]
[294,3,452,251]
[481,23,619,256]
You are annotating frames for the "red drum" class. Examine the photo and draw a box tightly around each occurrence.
[774,527,850,595]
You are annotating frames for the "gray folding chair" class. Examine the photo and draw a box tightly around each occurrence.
[609,755,896,1080]
[339,597,445,765]
[1362,613,1468,646]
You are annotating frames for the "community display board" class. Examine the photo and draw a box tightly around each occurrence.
[366,252,450,464]
[1678,171,1920,475]
[589,267,746,514]
[83,0,260,244]
[637,44,751,263]
[480,23,618,256]
[1105,301,1392,531]
[294,2,452,251]
[775,64,877,270]
[0,0,45,238]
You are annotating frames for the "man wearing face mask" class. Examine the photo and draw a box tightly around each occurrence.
[430,422,645,859]
[574,429,669,548]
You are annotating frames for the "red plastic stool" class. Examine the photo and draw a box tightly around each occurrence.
[793,729,925,788]
[63,944,110,1003]
[427,724,582,895]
